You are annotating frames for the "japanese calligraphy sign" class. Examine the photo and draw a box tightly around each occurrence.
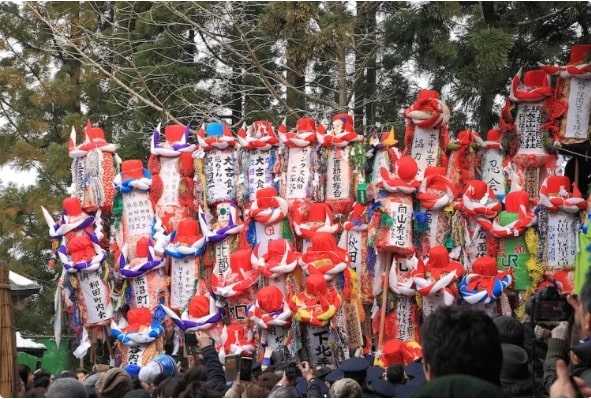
[515,103,544,153]
[410,126,439,180]
[286,147,313,200]
[79,269,113,325]
[326,148,351,204]
[481,149,505,199]
[343,300,363,349]
[247,150,275,203]
[122,191,154,241]
[305,325,334,367]
[170,257,197,310]
[546,213,578,269]
[158,157,181,206]
[565,78,591,140]
[205,149,236,204]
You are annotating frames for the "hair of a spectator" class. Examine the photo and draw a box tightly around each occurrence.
[257,370,281,392]
[18,364,31,386]
[581,275,591,315]
[420,306,502,386]
[23,387,47,398]
[161,377,187,398]
[178,380,221,398]
[493,315,525,347]
[268,386,294,398]
[386,364,405,384]
[182,362,207,384]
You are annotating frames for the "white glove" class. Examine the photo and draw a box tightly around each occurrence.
[551,321,570,341]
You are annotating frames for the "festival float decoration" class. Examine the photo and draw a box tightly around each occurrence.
[69,121,118,216]
[506,68,556,200]
[111,159,156,261]
[251,238,299,294]
[244,187,291,255]
[247,285,293,363]
[278,117,319,204]
[160,291,225,354]
[413,245,464,316]
[148,123,196,233]
[292,202,340,252]
[316,113,364,217]
[453,179,502,270]
[402,89,450,180]
[164,217,207,311]
[538,44,591,293]
[446,129,480,195]
[42,197,113,359]
[477,127,509,201]
[236,120,281,207]
[537,175,585,292]
[372,156,420,255]
[288,273,342,366]
[479,184,537,291]
[195,121,238,207]
[459,256,512,316]
[338,202,375,307]
[415,166,457,258]
[110,306,166,368]
[213,249,258,360]
[118,237,168,311]
[367,128,401,201]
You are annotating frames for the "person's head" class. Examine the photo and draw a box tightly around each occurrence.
[182,362,207,385]
[493,315,525,347]
[178,380,221,398]
[268,386,294,398]
[385,364,406,384]
[46,377,89,398]
[32,369,52,389]
[420,306,502,386]
[23,387,47,398]
[160,377,186,398]
[18,364,33,391]
[338,357,370,388]
[76,368,89,382]
[579,275,591,337]
[95,367,132,398]
[257,370,280,392]
[329,377,363,398]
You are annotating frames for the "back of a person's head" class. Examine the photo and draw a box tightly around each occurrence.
[182,362,207,384]
[179,380,222,398]
[247,382,270,398]
[46,377,89,398]
[95,367,132,398]
[23,387,47,398]
[420,306,502,385]
[582,275,591,314]
[268,386,295,398]
[257,370,280,392]
[330,377,363,398]
[161,376,187,398]
[494,315,525,347]
[18,364,31,385]
[123,388,151,398]
[411,374,505,398]
[32,369,52,389]
[386,364,405,384]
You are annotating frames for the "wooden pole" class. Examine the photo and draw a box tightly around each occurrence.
[376,253,391,362]
[0,261,18,398]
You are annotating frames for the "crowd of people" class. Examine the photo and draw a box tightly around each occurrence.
[16,275,591,398]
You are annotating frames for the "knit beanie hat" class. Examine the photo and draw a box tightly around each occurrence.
[138,354,178,385]
[46,378,89,398]
[95,367,132,398]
